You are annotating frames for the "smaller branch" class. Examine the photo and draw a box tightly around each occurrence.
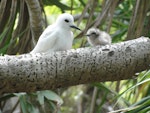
[90,87,98,113]
[0,0,7,24]
[76,0,91,26]
[10,99,19,113]
[127,0,149,40]
[25,0,43,43]
[74,13,99,21]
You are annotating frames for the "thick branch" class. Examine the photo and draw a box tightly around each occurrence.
[0,37,150,94]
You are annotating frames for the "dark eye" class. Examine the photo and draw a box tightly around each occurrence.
[65,19,69,23]
[91,32,96,35]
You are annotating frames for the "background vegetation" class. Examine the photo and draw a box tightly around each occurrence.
[0,0,150,113]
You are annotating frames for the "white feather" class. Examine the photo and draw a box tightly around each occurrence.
[31,13,79,54]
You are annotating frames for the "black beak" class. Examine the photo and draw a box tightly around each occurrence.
[70,25,81,31]
[85,34,90,36]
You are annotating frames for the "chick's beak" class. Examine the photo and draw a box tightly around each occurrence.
[70,25,81,31]
[85,34,90,36]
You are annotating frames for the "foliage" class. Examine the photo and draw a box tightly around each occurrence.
[0,0,150,113]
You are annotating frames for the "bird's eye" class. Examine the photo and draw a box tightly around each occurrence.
[64,19,69,23]
[91,32,96,35]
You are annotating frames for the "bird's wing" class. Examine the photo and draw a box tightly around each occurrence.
[39,25,55,39]
[98,32,111,45]
[31,25,58,53]
[103,32,112,44]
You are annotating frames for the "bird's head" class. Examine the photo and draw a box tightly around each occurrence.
[56,13,81,31]
[86,28,100,38]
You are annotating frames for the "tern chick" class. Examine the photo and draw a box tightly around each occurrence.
[31,13,81,54]
[86,28,111,46]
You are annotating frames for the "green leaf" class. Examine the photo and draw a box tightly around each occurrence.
[124,97,150,113]
[120,79,150,97]
[19,95,28,113]
[26,102,39,113]
[113,78,150,108]
[0,27,9,42]
[44,0,71,10]
[37,91,44,105]
[138,106,150,113]
[131,96,150,107]
[0,94,15,102]
[37,90,63,105]
[13,93,26,97]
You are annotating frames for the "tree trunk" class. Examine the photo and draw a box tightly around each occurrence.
[0,37,150,94]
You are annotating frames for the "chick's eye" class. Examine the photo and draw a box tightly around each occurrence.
[91,32,96,35]
[65,19,69,23]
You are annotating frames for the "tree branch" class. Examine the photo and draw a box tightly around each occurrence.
[0,37,150,94]
[25,0,43,45]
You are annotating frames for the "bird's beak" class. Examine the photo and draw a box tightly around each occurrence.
[85,34,90,36]
[70,25,81,31]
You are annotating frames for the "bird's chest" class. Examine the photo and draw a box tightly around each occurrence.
[56,31,73,51]
[88,37,99,46]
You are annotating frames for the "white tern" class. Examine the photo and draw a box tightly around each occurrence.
[86,28,111,46]
[30,13,81,54]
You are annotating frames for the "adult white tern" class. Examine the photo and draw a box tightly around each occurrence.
[30,13,81,54]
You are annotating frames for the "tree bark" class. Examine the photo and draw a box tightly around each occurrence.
[0,37,150,94]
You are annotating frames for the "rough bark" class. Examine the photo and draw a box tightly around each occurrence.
[0,37,150,94]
